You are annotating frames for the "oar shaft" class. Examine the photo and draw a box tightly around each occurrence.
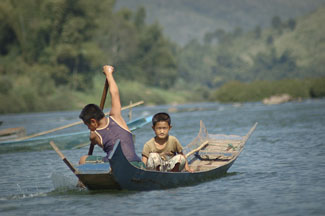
[88,79,109,155]
[50,141,79,174]
[87,144,95,155]
[100,80,109,109]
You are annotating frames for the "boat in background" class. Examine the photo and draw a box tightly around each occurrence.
[0,127,26,142]
[0,115,152,154]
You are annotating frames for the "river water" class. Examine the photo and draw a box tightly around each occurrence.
[0,99,324,216]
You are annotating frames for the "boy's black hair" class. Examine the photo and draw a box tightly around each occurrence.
[79,104,105,124]
[152,112,171,126]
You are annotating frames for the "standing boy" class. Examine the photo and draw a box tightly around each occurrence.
[142,112,193,172]
[79,65,141,165]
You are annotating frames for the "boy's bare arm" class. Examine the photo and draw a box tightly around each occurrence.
[102,65,128,129]
[142,155,148,165]
[180,152,194,173]
[89,131,103,149]
[184,160,194,173]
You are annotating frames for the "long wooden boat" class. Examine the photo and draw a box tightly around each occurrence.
[108,121,257,191]
[0,115,152,154]
[52,121,257,191]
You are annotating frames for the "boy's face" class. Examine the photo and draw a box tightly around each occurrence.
[152,121,171,140]
[84,118,99,131]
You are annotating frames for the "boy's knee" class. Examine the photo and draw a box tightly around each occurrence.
[175,154,186,163]
[174,155,186,171]
[147,153,162,169]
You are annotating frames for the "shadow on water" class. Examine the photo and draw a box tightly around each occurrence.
[224,172,239,177]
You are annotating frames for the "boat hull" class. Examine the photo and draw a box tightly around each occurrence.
[77,173,120,190]
[72,122,257,191]
[108,141,236,191]
[107,122,257,191]
[75,163,121,190]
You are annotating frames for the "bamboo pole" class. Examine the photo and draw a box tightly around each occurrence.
[13,100,144,141]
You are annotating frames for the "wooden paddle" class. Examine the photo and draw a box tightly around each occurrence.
[12,100,144,142]
[50,141,79,174]
[88,79,109,155]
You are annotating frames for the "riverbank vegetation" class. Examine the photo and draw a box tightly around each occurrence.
[0,0,324,113]
[211,78,325,103]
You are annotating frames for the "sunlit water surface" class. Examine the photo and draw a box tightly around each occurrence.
[0,99,324,215]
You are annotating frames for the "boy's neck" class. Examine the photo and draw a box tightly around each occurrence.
[97,117,108,128]
[155,135,168,145]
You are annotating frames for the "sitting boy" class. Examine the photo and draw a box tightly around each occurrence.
[79,65,141,165]
[142,112,193,172]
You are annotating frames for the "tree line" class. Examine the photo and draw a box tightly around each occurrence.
[0,0,324,113]
[0,0,178,112]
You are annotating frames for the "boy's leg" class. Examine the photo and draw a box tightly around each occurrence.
[147,153,163,170]
[167,155,186,172]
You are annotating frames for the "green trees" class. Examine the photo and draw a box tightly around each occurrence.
[0,1,324,113]
[211,78,325,103]
[250,49,298,81]
[178,8,325,87]
[0,0,112,87]
[0,0,177,113]
[117,22,177,88]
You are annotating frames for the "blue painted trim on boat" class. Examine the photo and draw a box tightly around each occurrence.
[0,115,152,145]
[77,163,110,173]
